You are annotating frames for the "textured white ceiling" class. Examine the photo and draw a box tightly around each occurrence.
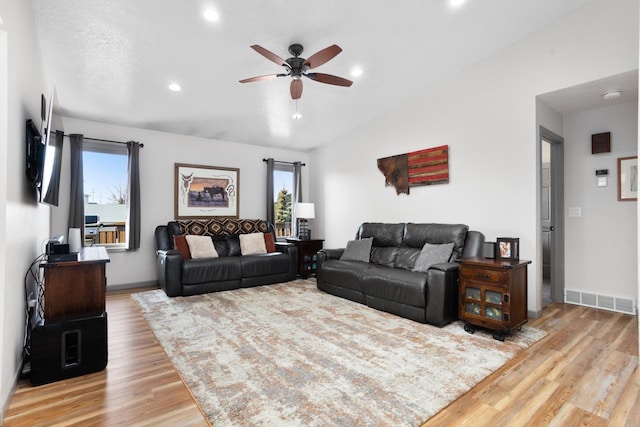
[32,0,597,151]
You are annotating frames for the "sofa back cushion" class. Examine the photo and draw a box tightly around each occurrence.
[358,223,404,267]
[401,223,469,264]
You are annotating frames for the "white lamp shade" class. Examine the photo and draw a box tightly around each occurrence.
[294,202,315,219]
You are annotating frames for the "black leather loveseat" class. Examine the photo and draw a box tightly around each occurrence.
[316,223,484,327]
[155,219,297,297]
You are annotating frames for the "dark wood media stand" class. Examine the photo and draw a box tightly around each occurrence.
[457,257,531,341]
[285,238,324,278]
[30,246,110,385]
[42,246,110,322]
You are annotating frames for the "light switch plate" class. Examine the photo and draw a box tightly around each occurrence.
[568,207,582,217]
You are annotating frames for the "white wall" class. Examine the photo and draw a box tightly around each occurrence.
[52,117,310,287]
[0,0,49,419]
[563,101,638,300]
[310,0,639,315]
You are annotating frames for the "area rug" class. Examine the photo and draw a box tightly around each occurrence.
[132,279,546,426]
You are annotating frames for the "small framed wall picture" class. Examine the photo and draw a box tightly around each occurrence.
[591,132,611,154]
[496,237,519,260]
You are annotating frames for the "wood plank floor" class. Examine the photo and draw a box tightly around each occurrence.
[4,290,639,426]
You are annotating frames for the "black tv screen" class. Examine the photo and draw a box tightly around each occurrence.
[40,86,62,206]
[25,119,44,190]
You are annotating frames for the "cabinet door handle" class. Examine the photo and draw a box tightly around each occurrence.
[475,273,490,279]
[503,294,510,303]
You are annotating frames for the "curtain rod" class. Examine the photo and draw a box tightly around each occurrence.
[58,131,144,148]
[262,158,306,166]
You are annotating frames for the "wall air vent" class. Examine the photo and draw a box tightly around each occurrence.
[565,289,637,315]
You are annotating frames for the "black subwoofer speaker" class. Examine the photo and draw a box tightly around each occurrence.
[30,312,108,386]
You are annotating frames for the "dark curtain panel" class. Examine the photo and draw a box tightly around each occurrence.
[127,141,141,250]
[266,158,275,225]
[293,161,303,236]
[68,134,84,234]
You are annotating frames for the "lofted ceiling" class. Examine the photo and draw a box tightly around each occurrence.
[32,0,600,151]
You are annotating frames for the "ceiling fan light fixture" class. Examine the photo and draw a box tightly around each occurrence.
[351,67,363,78]
[602,90,622,100]
[292,112,302,120]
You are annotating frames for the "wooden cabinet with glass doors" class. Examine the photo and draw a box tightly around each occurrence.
[458,257,531,341]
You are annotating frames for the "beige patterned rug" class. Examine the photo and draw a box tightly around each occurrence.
[132,279,546,426]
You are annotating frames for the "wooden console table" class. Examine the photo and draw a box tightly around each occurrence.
[41,246,110,322]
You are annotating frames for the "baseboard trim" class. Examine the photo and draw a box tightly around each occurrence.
[107,281,158,292]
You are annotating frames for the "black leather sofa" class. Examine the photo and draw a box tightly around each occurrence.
[155,219,298,297]
[316,223,484,327]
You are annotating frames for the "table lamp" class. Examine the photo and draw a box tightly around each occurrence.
[295,202,315,240]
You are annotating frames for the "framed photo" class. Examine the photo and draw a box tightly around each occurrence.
[617,156,638,201]
[174,163,239,219]
[496,237,519,260]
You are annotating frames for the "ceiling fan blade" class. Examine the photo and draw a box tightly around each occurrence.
[290,79,303,100]
[305,72,353,87]
[303,44,342,69]
[250,45,289,67]
[239,74,287,83]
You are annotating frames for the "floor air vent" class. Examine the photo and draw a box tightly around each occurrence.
[565,289,636,315]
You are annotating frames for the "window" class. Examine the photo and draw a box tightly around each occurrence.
[273,165,294,238]
[83,140,129,248]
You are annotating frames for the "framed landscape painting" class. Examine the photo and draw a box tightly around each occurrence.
[174,163,239,219]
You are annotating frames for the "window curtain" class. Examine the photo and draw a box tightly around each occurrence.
[292,161,303,236]
[265,158,275,225]
[127,141,141,250]
[68,134,84,234]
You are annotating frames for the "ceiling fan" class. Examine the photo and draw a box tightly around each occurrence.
[239,43,353,100]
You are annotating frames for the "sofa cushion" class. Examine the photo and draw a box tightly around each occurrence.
[370,247,399,267]
[240,253,291,277]
[173,235,191,259]
[340,237,373,262]
[317,259,371,292]
[362,267,428,308]
[404,223,469,261]
[181,257,241,285]
[412,242,455,273]
[264,233,276,253]
[239,232,267,255]
[360,223,405,247]
[394,247,421,270]
[185,235,219,259]
[226,235,241,256]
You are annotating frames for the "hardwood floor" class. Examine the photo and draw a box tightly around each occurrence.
[3,290,638,426]
[3,289,209,426]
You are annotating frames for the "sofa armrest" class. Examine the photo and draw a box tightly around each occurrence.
[275,242,298,280]
[425,264,460,326]
[317,248,344,271]
[156,249,183,297]
[428,262,460,273]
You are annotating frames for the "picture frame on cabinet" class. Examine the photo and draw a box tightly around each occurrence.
[496,237,519,260]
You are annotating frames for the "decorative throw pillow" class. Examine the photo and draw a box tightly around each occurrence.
[340,237,373,263]
[263,232,276,253]
[173,235,191,259]
[412,242,455,273]
[185,235,219,259]
[239,232,267,255]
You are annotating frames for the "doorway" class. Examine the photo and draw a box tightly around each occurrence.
[540,127,565,306]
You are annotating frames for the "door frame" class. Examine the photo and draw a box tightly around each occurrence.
[539,126,565,304]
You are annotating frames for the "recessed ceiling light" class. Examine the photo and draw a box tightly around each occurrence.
[168,83,181,92]
[602,90,622,100]
[351,67,363,78]
[450,0,466,7]
[203,9,219,22]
